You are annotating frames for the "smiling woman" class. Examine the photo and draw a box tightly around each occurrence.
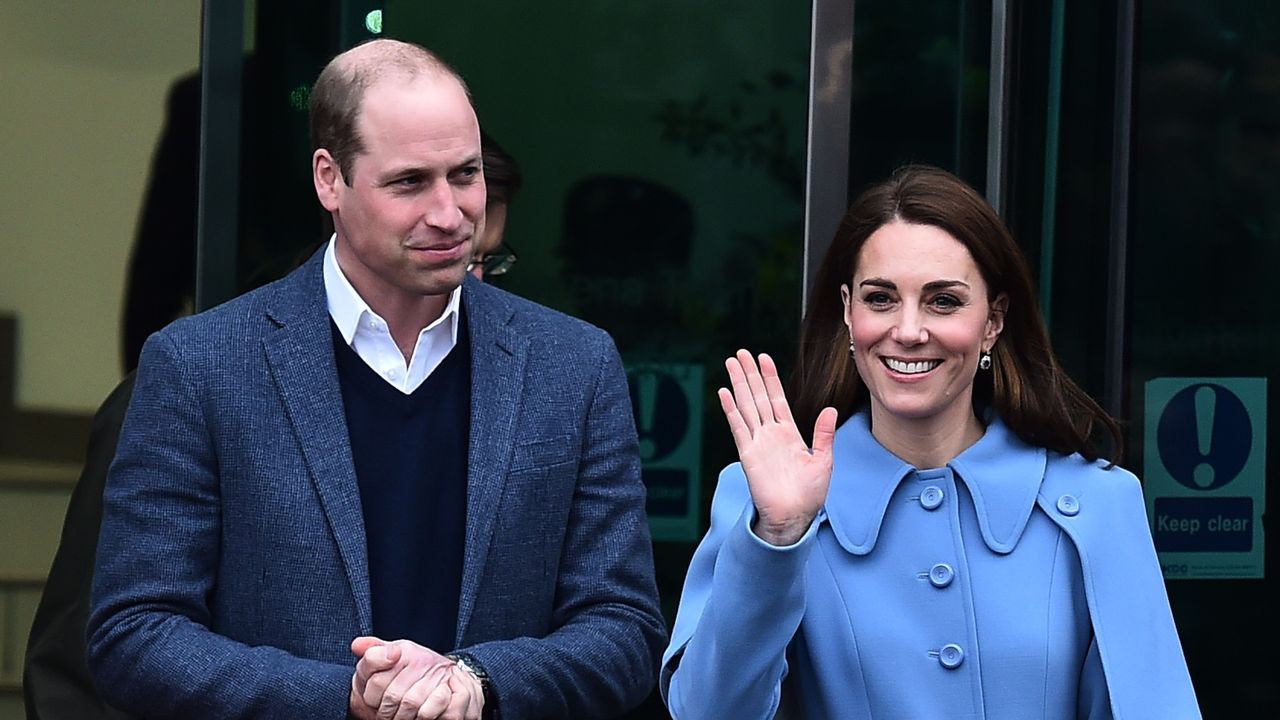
[839,219,1006,462]
[661,165,1202,719]
[792,165,1117,463]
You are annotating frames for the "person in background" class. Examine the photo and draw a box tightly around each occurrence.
[661,165,1199,719]
[22,375,139,720]
[86,38,664,720]
[468,129,522,281]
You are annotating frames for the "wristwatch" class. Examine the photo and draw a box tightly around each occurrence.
[447,651,497,718]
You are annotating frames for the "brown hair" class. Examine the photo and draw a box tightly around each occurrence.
[791,164,1123,463]
[481,128,523,205]
[309,38,471,184]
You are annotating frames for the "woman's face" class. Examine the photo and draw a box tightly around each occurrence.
[841,219,1006,429]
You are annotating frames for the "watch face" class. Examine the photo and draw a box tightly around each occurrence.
[449,652,490,683]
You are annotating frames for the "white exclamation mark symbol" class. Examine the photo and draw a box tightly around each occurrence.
[637,372,658,460]
[1193,386,1216,489]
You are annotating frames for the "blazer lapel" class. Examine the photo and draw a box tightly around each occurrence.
[456,279,529,640]
[262,251,372,632]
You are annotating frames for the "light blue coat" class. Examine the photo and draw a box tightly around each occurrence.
[662,413,1199,719]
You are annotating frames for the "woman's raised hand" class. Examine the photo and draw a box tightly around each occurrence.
[718,350,838,546]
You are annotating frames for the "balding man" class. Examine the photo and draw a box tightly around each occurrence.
[87,39,665,720]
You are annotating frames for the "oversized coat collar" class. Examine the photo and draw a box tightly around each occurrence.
[259,244,529,643]
[822,412,1047,556]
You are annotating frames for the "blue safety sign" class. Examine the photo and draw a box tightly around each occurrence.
[1144,378,1266,579]
[626,362,704,541]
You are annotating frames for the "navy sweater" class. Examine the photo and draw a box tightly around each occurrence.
[332,317,470,652]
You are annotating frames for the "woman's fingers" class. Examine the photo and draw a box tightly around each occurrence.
[735,349,776,426]
[717,387,753,452]
[724,356,761,432]
[811,406,839,459]
[723,350,808,454]
[757,353,795,425]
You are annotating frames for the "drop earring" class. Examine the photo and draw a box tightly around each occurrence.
[978,351,992,370]
[849,341,856,357]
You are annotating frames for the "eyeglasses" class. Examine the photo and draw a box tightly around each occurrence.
[467,243,517,278]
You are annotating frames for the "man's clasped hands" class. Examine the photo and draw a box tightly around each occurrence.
[349,637,484,720]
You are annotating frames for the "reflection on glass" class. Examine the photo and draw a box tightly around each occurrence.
[1132,1,1280,715]
[847,0,991,196]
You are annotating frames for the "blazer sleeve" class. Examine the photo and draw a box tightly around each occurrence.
[456,333,668,718]
[86,333,353,720]
[661,463,818,720]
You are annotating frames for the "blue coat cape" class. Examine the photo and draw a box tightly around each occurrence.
[663,413,1199,719]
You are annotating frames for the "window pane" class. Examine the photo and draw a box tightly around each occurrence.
[1131,1,1280,713]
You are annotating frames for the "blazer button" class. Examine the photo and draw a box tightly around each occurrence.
[939,644,965,669]
[920,485,945,510]
[929,563,955,588]
[1056,494,1080,517]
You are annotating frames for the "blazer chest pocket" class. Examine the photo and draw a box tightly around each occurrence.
[508,435,575,473]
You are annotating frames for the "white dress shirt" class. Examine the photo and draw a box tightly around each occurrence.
[323,238,461,394]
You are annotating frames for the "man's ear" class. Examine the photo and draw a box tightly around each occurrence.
[313,149,342,212]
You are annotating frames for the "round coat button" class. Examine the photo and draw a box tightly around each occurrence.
[929,563,954,588]
[1056,494,1080,517]
[920,486,944,510]
[939,644,965,669]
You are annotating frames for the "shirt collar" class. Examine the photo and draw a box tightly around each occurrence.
[823,411,1046,556]
[322,236,462,346]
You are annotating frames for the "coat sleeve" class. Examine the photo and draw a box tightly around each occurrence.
[660,463,818,720]
[454,334,667,718]
[86,332,353,720]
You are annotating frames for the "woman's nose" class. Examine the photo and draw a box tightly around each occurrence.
[891,309,929,346]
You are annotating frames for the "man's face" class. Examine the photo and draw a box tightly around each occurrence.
[314,74,485,311]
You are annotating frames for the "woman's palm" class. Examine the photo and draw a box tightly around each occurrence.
[719,350,838,545]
